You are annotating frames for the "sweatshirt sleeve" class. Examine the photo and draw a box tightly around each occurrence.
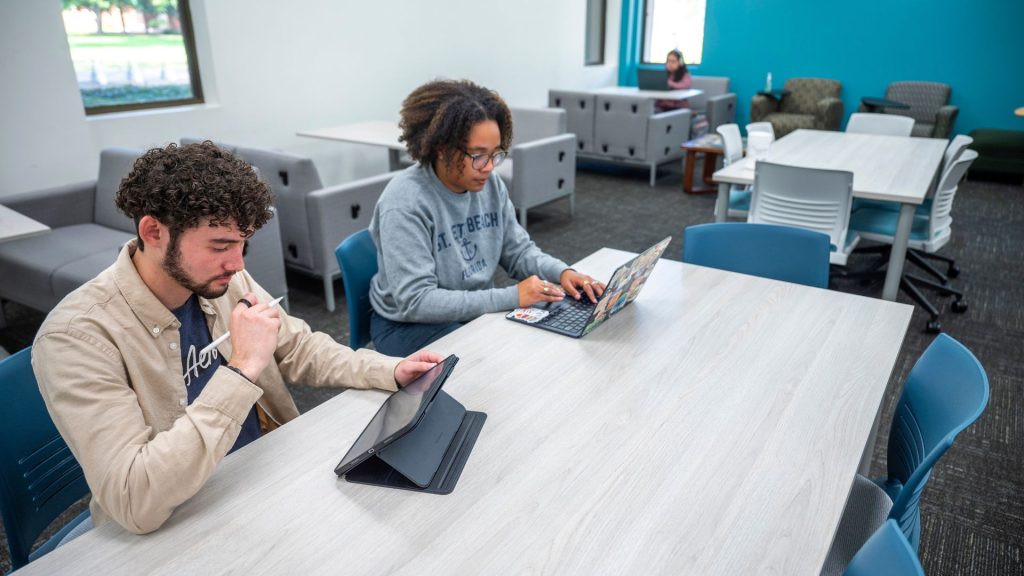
[376,206,520,323]
[33,331,262,534]
[496,185,569,282]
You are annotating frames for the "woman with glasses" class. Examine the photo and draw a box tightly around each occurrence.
[366,79,605,357]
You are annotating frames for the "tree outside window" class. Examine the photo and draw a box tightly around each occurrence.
[641,0,706,65]
[61,0,203,114]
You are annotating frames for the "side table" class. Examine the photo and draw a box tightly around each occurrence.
[680,134,725,194]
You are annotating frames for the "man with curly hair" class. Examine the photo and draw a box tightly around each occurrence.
[369,79,605,356]
[32,142,441,536]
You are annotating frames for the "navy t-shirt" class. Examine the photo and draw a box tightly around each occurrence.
[173,295,261,454]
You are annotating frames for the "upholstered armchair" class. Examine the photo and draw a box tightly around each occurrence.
[750,78,843,138]
[858,81,958,138]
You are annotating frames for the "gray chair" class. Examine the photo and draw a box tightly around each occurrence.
[494,107,576,227]
[548,89,596,153]
[689,75,737,133]
[591,94,691,186]
[845,113,915,136]
[0,147,288,322]
[860,81,958,138]
[188,138,397,311]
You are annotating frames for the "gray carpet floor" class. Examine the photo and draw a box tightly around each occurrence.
[0,160,1021,574]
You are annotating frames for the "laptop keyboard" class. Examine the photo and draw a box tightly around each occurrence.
[545,298,596,333]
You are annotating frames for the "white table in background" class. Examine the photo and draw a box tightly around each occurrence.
[0,204,49,243]
[712,129,947,301]
[298,120,404,170]
[22,248,912,576]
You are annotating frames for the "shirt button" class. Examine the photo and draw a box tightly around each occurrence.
[179,399,186,406]
[152,326,160,334]
[169,343,178,350]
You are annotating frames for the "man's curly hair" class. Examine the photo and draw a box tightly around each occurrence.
[399,79,513,173]
[115,142,274,250]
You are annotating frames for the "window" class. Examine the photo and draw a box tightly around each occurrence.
[641,0,706,65]
[585,0,607,65]
[61,0,203,115]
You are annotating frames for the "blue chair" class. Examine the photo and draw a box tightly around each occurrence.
[334,229,378,349]
[0,347,90,570]
[682,222,831,288]
[823,334,989,574]
[843,520,924,576]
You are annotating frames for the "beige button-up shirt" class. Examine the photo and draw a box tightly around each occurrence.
[33,242,401,534]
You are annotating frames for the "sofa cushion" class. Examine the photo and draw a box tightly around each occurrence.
[689,75,730,112]
[0,224,133,311]
[51,250,125,303]
[763,113,816,137]
[94,148,142,234]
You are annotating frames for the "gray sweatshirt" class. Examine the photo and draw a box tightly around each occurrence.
[369,163,568,323]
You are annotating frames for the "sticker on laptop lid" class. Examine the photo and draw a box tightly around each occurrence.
[507,307,550,324]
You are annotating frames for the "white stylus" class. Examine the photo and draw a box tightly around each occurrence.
[198,296,284,359]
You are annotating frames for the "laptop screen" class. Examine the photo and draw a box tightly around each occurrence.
[582,237,671,335]
[637,68,670,91]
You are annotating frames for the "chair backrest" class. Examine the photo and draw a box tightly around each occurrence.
[510,107,566,146]
[593,94,655,159]
[688,75,730,112]
[843,520,924,576]
[334,229,377,349]
[0,347,89,570]
[94,147,143,234]
[233,145,324,271]
[745,121,776,141]
[780,78,842,115]
[926,150,976,243]
[180,137,238,154]
[886,333,989,549]
[716,123,743,165]
[941,134,973,176]
[548,90,596,153]
[749,161,855,255]
[682,223,830,288]
[885,81,951,125]
[846,113,915,136]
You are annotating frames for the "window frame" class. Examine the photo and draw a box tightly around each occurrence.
[637,0,705,66]
[585,0,607,66]
[75,0,205,116]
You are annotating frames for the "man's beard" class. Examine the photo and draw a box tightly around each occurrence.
[162,233,232,299]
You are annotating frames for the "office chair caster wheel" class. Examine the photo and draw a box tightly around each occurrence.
[926,319,942,334]
[952,300,968,313]
[947,264,960,278]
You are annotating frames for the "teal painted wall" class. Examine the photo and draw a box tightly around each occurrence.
[631,0,1024,134]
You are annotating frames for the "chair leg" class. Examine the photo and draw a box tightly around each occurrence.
[323,276,336,312]
[649,164,657,187]
[568,192,575,217]
[906,250,952,286]
[519,207,528,228]
[900,276,943,333]
[910,248,960,278]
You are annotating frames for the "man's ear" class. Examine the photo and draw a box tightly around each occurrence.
[137,215,168,250]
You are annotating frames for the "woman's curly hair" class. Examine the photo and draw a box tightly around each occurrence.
[115,142,274,249]
[399,79,513,173]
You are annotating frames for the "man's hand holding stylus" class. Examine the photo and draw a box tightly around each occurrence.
[227,292,281,381]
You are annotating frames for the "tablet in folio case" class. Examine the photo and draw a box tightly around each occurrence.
[333,355,486,495]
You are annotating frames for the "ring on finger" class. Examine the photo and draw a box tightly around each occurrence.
[238,298,254,308]
[543,286,549,293]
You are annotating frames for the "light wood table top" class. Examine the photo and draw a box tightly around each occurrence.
[297,120,403,149]
[712,129,947,204]
[24,248,912,575]
[0,204,49,243]
[594,85,702,100]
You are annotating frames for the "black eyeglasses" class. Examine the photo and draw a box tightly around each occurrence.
[462,149,507,170]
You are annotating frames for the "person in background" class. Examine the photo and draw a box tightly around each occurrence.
[368,79,606,357]
[33,142,441,537]
[656,49,693,111]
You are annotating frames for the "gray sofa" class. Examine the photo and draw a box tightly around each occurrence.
[689,75,737,133]
[182,138,398,312]
[0,147,288,322]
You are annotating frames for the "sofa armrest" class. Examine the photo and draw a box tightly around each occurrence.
[510,134,576,210]
[1,181,97,228]
[648,109,691,162]
[306,171,396,275]
[815,97,844,131]
[705,93,737,132]
[933,105,959,139]
[750,95,778,122]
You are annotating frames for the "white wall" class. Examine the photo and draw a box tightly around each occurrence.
[0,0,620,196]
